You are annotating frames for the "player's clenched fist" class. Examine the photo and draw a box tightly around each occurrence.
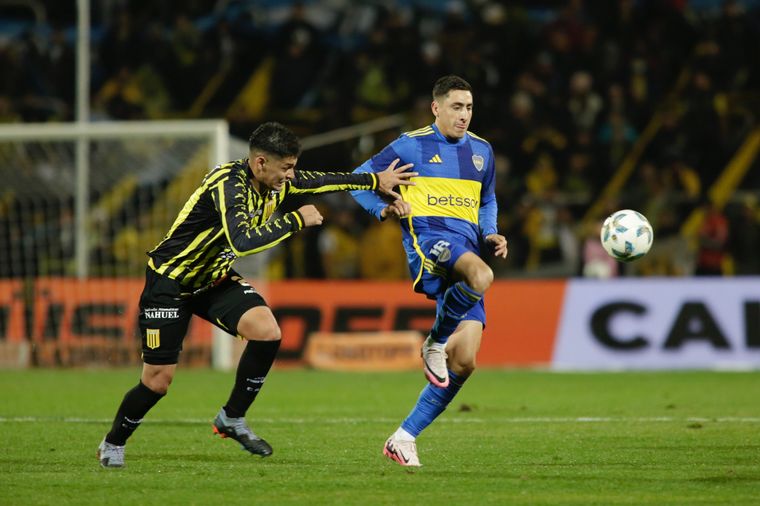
[297,205,323,227]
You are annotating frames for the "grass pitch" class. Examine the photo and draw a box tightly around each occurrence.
[1,368,759,505]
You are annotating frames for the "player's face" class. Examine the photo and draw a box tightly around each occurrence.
[432,89,473,139]
[250,154,297,191]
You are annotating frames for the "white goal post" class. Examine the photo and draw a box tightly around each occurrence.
[0,114,406,369]
[0,120,229,277]
[0,120,232,368]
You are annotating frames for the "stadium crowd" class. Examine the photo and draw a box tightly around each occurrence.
[1,0,759,279]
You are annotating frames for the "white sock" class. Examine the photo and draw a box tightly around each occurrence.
[394,427,415,442]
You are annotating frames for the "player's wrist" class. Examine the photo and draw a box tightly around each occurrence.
[289,211,305,231]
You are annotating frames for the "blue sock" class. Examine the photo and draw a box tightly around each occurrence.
[430,282,482,344]
[400,370,467,437]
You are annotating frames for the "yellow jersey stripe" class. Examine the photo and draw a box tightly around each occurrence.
[407,129,435,138]
[157,227,215,276]
[401,185,427,290]
[164,229,223,280]
[403,176,481,224]
[405,126,433,136]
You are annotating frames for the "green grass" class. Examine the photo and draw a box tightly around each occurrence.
[2,368,760,505]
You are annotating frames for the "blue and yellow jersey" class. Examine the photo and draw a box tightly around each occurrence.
[351,124,498,284]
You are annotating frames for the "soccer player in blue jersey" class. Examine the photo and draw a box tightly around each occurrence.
[351,75,508,466]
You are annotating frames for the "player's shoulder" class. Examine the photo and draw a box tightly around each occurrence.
[401,125,435,139]
[466,130,491,147]
[204,159,242,184]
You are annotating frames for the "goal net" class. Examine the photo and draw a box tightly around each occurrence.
[0,120,232,367]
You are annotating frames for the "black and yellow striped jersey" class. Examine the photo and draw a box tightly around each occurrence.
[147,158,379,289]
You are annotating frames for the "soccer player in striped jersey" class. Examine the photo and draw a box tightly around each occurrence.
[97,122,415,467]
[351,75,508,466]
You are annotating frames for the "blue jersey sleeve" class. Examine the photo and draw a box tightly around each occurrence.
[478,146,498,237]
[350,136,412,220]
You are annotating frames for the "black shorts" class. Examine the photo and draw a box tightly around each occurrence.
[138,267,267,365]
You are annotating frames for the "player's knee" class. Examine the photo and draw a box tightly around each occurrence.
[466,264,493,294]
[143,369,174,395]
[239,320,281,342]
[449,355,477,377]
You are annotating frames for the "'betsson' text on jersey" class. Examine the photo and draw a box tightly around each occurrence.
[402,176,482,224]
[426,194,479,208]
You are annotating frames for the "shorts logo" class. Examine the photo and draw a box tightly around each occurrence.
[144,308,179,319]
[472,154,485,171]
[146,329,160,349]
[429,240,451,263]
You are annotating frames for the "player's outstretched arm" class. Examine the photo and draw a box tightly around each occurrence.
[375,158,416,200]
[485,234,508,259]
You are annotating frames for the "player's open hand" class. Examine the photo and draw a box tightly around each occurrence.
[485,233,508,259]
[297,205,323,227]
[380,199,411,219]
[376,158,416,200]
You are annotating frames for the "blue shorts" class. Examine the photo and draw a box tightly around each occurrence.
[413,237,486,326]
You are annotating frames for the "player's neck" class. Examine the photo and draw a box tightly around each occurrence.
[432,122,465,144]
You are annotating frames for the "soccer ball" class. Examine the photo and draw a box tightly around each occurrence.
[600,209,654,262]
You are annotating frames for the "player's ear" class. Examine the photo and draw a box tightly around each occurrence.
[431,100,439,117]
[250,155,266,171]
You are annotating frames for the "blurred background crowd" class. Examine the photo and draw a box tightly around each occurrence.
[1,0,759,280]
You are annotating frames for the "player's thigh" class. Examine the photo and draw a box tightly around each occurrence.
[192,272,274,340]
[138,268,193,366]
[416,237,475,298]
[446,320,483,374]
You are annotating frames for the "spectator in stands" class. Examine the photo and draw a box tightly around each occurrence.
[728,196,760,275]
[695,199,730,276]
[318,204,361,279]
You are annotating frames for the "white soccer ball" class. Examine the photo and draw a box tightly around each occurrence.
[600,209,654,262]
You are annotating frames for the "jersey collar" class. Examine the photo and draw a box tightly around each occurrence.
[431,123,468,145]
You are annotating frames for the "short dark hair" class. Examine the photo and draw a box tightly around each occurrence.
[248,122,301,158]
[432,75,472,101]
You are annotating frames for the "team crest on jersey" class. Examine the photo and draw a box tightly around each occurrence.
[146,329,160,349]
[472,154,485,171]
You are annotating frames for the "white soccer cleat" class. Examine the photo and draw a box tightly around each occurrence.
[421,336,449,388]
[383,435,421,467]
[97,437,125,468]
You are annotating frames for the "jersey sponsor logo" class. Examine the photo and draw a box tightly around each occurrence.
[401,177,481,224]
[146,329,161,349]
[428,154,443,163]
[144,307,180,319]
[472,154,485,171]
[426,194,479,208]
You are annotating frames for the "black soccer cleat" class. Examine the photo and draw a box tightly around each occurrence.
[213,409,273,457]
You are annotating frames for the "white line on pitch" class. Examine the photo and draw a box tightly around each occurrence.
[1,416,760,424]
